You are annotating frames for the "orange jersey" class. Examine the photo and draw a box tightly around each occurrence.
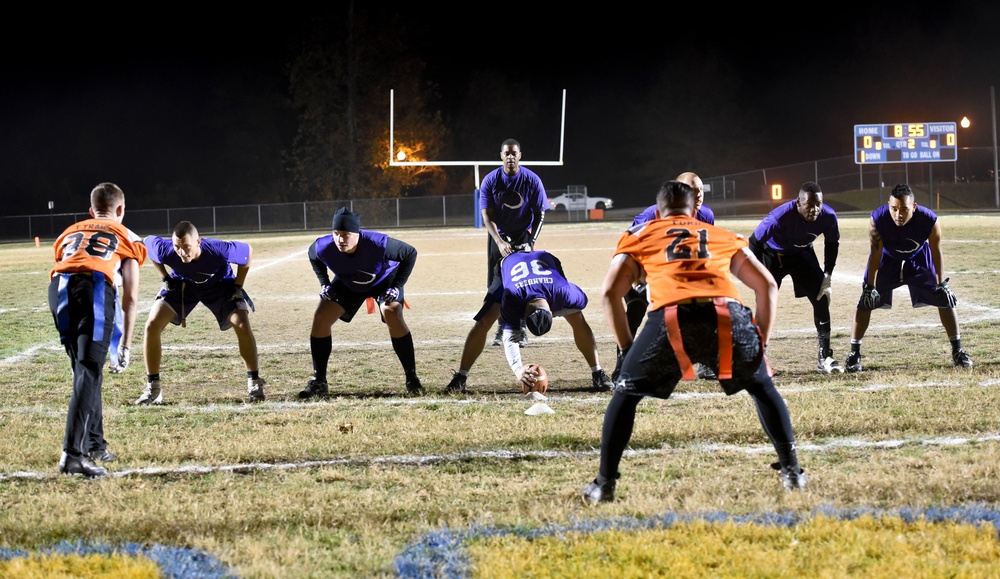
[51,218,147,281]
[614,215,748,309]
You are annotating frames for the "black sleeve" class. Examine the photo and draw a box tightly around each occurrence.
[385,237,418,288]
[530,209,545,245]
[747,233,764,263]
[308,241,332,286]
[823,238,839,275]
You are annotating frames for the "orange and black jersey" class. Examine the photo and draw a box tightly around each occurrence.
[614,215,748,309]
[51,218,147,281]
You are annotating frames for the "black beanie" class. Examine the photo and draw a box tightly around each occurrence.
[332,207,361,233]
[525,308,553,336]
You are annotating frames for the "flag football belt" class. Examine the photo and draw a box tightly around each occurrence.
[663,297,735,381]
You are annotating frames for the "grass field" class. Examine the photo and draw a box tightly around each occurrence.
[1,214,999,577]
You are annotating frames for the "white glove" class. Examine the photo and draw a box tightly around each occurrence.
[109,346,130,373]
[377,287,400,304]
[816,273,832,301]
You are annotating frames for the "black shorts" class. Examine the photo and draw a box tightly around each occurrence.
[619,301,767,398]
[760,247,823,299]
[330,277,402,323]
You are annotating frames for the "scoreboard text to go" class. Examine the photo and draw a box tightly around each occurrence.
[854,122,957,164]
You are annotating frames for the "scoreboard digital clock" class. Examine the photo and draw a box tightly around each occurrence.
[854,122,958,164]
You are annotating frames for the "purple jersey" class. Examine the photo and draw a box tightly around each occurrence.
[311,230,400,292]
[631,204,715,226]
[479,166,548,237]
[872,203,937,269]
[498,250,588,329]
[145,235,249,286]
[751,200,840,255]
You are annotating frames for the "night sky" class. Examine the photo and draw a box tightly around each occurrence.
[3,4,999,214]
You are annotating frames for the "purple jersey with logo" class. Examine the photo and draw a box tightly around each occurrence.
[311,230,399,292]
[751,200,840,255]
[872,203,936,269]
[631,204,715,226]
[498,250,588,329]
[145,235,249,286]
[479,166,548,237]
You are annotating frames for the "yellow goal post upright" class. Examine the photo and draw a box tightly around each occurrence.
[388,89,567,227]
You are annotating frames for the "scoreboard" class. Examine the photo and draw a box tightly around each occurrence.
[854,122,957,164]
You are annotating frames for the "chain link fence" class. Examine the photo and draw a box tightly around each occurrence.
[5,149,997,243]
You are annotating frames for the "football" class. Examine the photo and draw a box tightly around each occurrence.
[522,363,549,394]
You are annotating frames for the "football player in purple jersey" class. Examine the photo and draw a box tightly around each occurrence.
[479,138,549,347]
[443,249,613,394]
[748,181,843,374]
[300,207,424,398]
[137,221,265,405]
[845,183,972,371]
[614,171,716,381]
[497,250,614,393]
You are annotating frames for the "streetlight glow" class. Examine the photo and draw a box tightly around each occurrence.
[961,116,970,128]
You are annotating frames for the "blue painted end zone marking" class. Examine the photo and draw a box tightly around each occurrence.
[0,540,234,579]
[393,505,1000,579]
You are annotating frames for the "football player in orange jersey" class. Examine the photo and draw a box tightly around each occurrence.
[582,180,806,504]
[49,183,147,478]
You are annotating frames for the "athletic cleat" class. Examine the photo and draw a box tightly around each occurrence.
[582,478,616,504]
[491,325,503,347]
[952,349,973,367]
[135,379,163,405]
[818,356,844,374]
[779,465,809,491]
[88,449,117,462]
[592,369,614,392]
[298,379,329,400]
[60,455,108,479]
[845,351,862,373]
[695,363,717,380]
[445,372,467,393]
[406,374,426,396]
[247,377,266,402]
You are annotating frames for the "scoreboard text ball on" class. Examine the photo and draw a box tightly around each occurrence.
[854,122,958,164]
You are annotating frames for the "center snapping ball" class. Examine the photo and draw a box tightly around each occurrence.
[522,363,549,394]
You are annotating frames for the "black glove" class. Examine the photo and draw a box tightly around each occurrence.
[860,281,880,309]
[934,278,958,307]
[378,287,400,304]
[612,345,630,382]
[319,284,336,301]
[162,276,181,292]
[228,283,244,303]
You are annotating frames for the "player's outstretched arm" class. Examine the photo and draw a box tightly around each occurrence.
[731,249,778,348]
[928,221,946,284]
[863,216,883,286]
[602,254,639,351]
[119,258,141,350]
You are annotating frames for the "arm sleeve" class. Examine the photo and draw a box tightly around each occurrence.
[530,209,545,245]
[502,329,523,374]
[823,238,839,275]
[385,238,418,288]
[308,241,332,286]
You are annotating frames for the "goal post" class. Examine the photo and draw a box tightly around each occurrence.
[388,89,567,227]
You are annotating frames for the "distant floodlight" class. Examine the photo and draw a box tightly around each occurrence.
[961,116,971,128]
[396,150,406,161]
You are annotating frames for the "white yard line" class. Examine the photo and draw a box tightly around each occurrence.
[2,427,997,482]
